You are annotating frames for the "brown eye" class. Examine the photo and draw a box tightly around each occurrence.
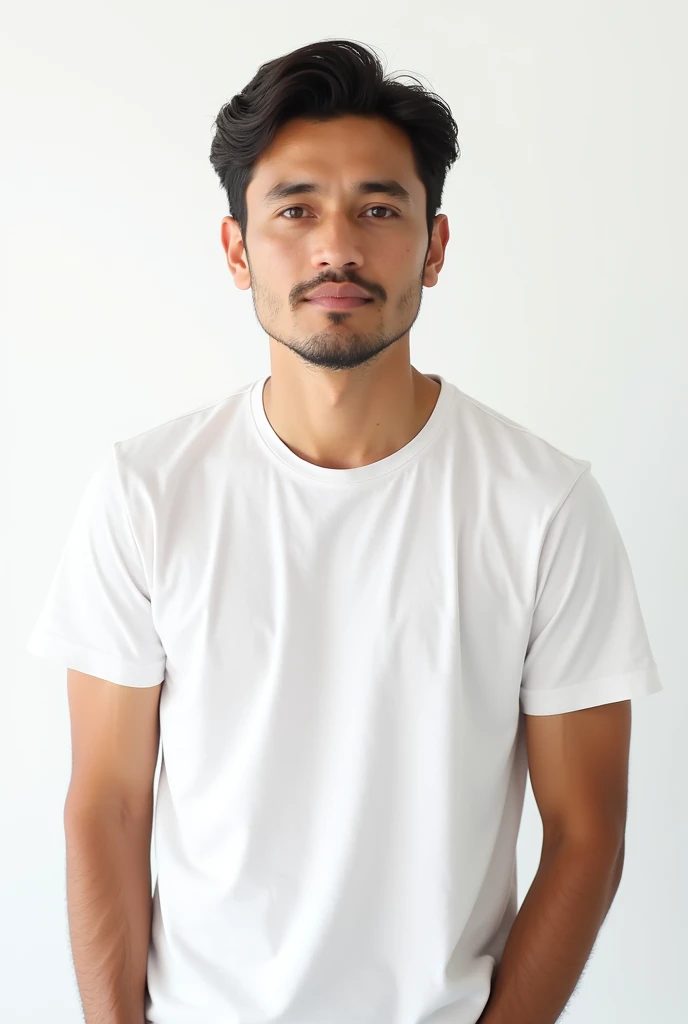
[279,206,399,220]
[366,206,397,218]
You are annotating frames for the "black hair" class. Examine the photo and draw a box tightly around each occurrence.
[209,38,460,251]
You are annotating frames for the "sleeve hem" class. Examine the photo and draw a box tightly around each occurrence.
[26,630,165,688]
[519,663,663,716]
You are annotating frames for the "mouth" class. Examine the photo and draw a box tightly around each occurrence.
[304,297,373,309]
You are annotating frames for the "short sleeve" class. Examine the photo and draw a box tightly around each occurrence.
[26,446,166,688]
[520,466,662,715]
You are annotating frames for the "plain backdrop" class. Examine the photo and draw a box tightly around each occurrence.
[3,2,685,1021]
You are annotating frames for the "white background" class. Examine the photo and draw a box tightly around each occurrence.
[4,2,685,1021]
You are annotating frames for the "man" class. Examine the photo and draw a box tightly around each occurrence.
[26,38,662,1024]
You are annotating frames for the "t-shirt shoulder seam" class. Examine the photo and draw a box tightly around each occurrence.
[525,462,591,614]
[112,379,255,446]
[454,389,591,469]
[547,461,592,533]
[109,444,155,598]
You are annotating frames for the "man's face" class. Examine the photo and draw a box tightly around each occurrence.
[222,114,448,372]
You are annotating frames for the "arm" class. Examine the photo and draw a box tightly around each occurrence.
[63,804,154,1024]
[476,834,623,1024]
[63,668,162,1024]
[478,699,631,1024]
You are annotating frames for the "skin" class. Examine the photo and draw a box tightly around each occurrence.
[220,114,451,470]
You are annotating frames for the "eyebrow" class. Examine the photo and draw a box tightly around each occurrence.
[263,179,413,207]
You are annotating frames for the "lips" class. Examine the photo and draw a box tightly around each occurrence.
[305,283,372,300]
[306,296,372,309]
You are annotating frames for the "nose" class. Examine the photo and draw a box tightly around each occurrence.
[309,211,365,271]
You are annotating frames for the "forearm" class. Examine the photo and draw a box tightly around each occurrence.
[477,836,624,1024]
[63,803,154,1024]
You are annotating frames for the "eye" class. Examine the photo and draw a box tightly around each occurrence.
[365,206,399,219]
[279,205,399,220]
[279,207,308,220]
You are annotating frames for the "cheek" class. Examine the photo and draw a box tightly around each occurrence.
[386,234,418,263]
[263,228,301,251]
[252,240,299,284]
[250,228,293,260]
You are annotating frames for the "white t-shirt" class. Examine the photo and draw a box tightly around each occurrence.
[26,372,662,1024]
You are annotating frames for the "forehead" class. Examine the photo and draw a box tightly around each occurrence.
[246,115,422,204]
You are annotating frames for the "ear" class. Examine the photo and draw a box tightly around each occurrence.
[221,216,252,292]
[423,214,450,288]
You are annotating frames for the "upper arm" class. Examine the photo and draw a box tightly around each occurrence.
[524,699,631,854]
[64,668,162,820]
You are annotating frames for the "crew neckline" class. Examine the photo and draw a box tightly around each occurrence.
[249,372,456,484]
